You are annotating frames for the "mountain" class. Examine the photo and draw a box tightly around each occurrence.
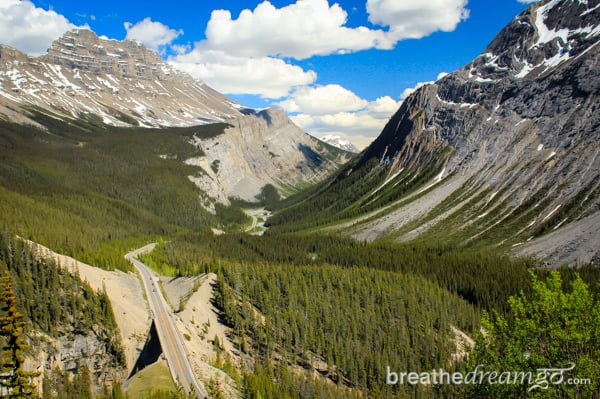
[319,135,359,153]
[0,29,349,205]
[187,108,351,206]
[0,29,239,127]
[269,0,600,267]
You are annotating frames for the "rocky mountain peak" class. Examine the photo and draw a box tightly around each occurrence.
[341,0,600,264]
[40,28,171,81]
[0,29,350,209]
[466,0,600,82]
[0,29,241,127]
[319,135,359,153]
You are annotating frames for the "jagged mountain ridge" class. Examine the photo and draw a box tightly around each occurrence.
[0,29,240,126]
[0,29,349,204]
[280,0,600,266]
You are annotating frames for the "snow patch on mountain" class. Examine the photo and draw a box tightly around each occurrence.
[320,135,359,153]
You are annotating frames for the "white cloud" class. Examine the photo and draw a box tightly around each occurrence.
[124,18,183,52]
[202,0,391,60]
[169,0,469,100]
[277,84,368,115]
[0,0,82,56]
[197,0,470,60]
[367,96,403,118]
[517,0,540,3]
[170,51,316,98]
[282,85,402,150]
[367,0,470,41]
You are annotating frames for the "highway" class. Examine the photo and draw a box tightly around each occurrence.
[126,244,207,399]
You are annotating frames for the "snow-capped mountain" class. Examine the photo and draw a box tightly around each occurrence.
[0,29,241,126]
[0,29,350,206]
[319,135,359,153]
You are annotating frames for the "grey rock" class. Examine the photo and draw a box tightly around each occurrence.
[0,29,349,207]
[349,0,600,265]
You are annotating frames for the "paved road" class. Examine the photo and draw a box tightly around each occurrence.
[126,244,207,398]
[245,213,258,232]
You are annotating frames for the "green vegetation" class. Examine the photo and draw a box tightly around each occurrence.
[0,236,123,360]
[2,107,598,399]
[267,154,448,234]
[214,203,250,230]
[0,114,241,271]
[243,361,362,399]
[215,262,479,397]
[0,271,37,398]
[458,271,600,398]
[125,360,177,399]
[149,232,536,313]
[145,231,600,398]
[1,235,128,399]
[41,366,93,399]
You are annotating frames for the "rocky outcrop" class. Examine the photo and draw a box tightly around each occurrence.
[338,0,600,265]
[186,108,351,205]
[27,329,126,394]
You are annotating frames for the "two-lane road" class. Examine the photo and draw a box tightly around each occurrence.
[126,244,207,398]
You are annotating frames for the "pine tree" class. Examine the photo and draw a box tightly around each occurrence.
[463,271,600,398]
[0,271,38,398]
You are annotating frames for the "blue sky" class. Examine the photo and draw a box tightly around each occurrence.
[1,0,537,148]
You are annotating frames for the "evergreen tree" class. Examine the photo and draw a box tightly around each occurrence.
[461,271,600,398]
[0,271,38,398]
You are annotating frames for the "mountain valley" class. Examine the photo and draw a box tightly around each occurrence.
[0,1,599,398]
[270,0,600,267]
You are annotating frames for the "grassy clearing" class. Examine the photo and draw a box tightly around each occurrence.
[125,359,177,399]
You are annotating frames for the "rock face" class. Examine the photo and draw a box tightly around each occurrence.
[27,329,125,394]
[0,29,239,126]
[187,108,351,205]
[337,0,600,265]
[0,29,349,203]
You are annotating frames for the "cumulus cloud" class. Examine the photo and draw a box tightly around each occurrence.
[169,0,469,100]
[367,0,470,41]
[282,73,453,150]
[0,0,82,56]
[277,85,369,115]
[202,0,391,59]
[197,0,470,60]
[280,84,402,150]
[124,18,183,53]
[171,51,316,98]
[367,96,403,118]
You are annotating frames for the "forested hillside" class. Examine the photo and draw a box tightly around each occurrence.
[0,112,248,271]
[1,1,598,395]
[141,231,600,398]
[0,233,125,396]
